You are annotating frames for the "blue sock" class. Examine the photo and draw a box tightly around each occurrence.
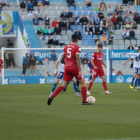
[73,83,78,94]
[134,79,138,87]
[51,83,57,93]
[138,79,140,87]
[131,77,135,86]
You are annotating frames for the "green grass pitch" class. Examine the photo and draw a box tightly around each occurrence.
[0,83,140,140]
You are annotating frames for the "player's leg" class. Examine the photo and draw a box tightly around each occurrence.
[72,78,81,97]
[49,71,63,96]
[62,81,70,92]
[137,68,140,89]
[100,69,111,94]
[130,68,136,88]
[134,72,138,88]
[87,69,98,95]
[76,80,81,92]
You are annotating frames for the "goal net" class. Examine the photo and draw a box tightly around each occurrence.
[0,47,109,85]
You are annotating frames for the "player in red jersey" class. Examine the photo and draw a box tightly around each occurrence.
[47,34,92,105]
[0,55,4,76]
[87,44,111,95]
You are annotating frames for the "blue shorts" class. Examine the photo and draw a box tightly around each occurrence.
[56,71,64,79]
[134,67,138,74]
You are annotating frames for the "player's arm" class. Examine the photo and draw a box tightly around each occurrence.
[102,60,107,68]
[61,53,65,64]
[76,53,83,77]
[91,58,98,69]
[54,61,59,73]
[122,57,132,65]
[123,53,140,57]
[0,65,3,70]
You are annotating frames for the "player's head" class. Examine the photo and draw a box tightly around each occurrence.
[137,48,140,53]
[71,34,78,44]
[97,44,103,52]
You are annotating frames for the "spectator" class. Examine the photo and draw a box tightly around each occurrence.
[90,24,97,35]
[53,36,59,45]
[44,14,50,25]
[107,19,113,29]
[36,23,43,35]
[127,44,134,49]
[33,15,39,25]
[100,33,108,45]
[119,22,124,30]
[46,35,53,44]
[94,15,100,25]
[114,6,120,15]
[22,53,28,76]
[80,14,88,25]
[116,69,123,75]
[36,9,43,21]
[59,19,65,30]
[120,5,125,15]
[123,29,130,43]
[85,23,91,35]
[0,0,9,7]
[5,53,9,68]
[29,53,37,76]
[111,14,117,29]
[98,10,104,20]
[134,15,140,24]
[125,5,132,15]
[64,19,71,29]
[133,10,139,21]
[107,4,114,16]
[32,0,37,6]
[112,69,116,75]
[67,0,76,10]
[20,0,26,11]
[88,14,94,25]
[95,36,101,45]
[60,10,67,20]
[134,44,138,50]
[67,10,73,19]
[54,24,62,35]
[86,0,91,7]
[99,0,106,11]
[131,22,137,29]
[128,0,134,5]
[82,54,88,65]
[52,18,58,27]
[7,39,13,46]
[43,26,48,36]
[27,0,34,13]
[45,71,50,78]
[124,14,130,24]
[108,35,113,45]
[117,14,123,25]
[129,28,137,43]
[47,26,54,35]
[101,17,107,30]
[43,0,50,6]
[125,22,131,29]
[97,23,103,35]
[48,45,51,48]
[74,29,82,40]
[69,15,75,25]
[37,0,44,8]
[75,15,81,25]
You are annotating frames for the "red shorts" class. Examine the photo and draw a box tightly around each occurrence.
[92,69,105,78]
[63,66,84,81]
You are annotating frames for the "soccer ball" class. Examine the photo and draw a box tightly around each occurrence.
[87,96,96,104]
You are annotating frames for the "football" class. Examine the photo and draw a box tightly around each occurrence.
[87,96,96,104]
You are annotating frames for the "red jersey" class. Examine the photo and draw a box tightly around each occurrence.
[0,59,3,68]
[91,52,103,69]
[64,43,81,68]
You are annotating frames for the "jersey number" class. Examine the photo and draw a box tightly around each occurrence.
[67,48,72,58]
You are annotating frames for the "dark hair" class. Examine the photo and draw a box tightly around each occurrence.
[137,48,140,52]
[71,34,78,43]
[26,53,28,55]
[98,44,103,48]
[112,69,114,70]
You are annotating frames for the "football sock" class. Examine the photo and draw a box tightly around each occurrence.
[103,82,107,91]
[51,83,57,93]
[52,86,64,99]
[73,83,78,94]
[88,81,93,91]
[89,75,92,80]
[131,77,135,86]
[134,79,138,87]
[81,87,87,102]
[138,79,140,87]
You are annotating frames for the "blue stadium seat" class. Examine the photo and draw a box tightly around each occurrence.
[88,40,95,45]
[82,40,89,45]
[83,11,89,16]
[69,6,75,11]
[76,7,81,11]
[87,7,93,11]
[71,25,76,30]
[82,35,86,40]
[77,11,83,16]
[93,35,98,39]
[87,35,92,40]
[77,25,82,30]
[82,7,87,11]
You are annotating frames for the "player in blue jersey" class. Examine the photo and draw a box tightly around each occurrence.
[88,59,93,80]
[49,53,81,97]
[123,48,140,89]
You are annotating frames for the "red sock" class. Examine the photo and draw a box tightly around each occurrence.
[81,87,87,102]
[52,86,64,99]
[103,82,107,91]
[88,81,93,91]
